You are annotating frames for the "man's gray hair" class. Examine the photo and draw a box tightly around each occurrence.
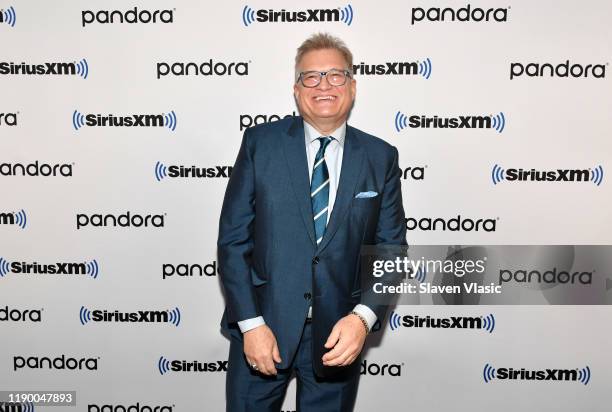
[295,33,354,79]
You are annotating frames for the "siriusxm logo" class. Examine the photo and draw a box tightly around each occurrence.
[0,6,16,27]
[13,354,99,371]
[510,60,607,80]
[498,268,592,286]
[0,306,42,322]
[360,360,402,376]
[156,60,249,79]
[88,403,174,412]
[162,261,219,280]
[395,111,505,133]
[0,402,34,412]
[76,212,165,230]
[353,59,432,79]
[402,166,425,180]
[0,161,73,177]
[158,356,228,374]
[0,59,89,79]
[406,216,497,232]
[80,307,181,326]
[483,364,591,385]
[0,258,99,279]
[0,112,17,125]
[242,5,353,26]
[154,162,232,181]
[240,111,297,131]
[492,164,604,186]
[411,4,509,25]
[0,209,27,229]
[388,311,495,333]
[73,110,177,131]
[82,7,175,27]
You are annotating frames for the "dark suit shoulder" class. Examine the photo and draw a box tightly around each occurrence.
[243,115,298,139]
[348,125,398,160]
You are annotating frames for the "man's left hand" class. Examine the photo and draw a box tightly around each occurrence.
[322,313,367,366]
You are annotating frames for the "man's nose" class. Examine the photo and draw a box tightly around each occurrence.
[316,74,333,90]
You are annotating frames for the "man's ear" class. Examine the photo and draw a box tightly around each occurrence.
[293,83,300,99]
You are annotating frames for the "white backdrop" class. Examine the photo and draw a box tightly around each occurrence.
[1,1,611,411]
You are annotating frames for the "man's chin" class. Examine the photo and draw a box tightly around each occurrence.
[309,111,342,120]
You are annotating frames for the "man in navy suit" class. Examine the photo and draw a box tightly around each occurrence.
[218,33,407,411]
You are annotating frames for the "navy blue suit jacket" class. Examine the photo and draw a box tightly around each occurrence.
[218,116,407,376]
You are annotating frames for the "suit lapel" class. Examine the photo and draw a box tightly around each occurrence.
[317,125,364,252]
[281,117,317,246]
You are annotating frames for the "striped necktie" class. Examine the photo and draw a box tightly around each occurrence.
[311,136,333,245]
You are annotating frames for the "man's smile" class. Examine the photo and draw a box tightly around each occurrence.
[314,95,337,101]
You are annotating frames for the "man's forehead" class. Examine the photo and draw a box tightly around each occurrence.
[298,49,347,68]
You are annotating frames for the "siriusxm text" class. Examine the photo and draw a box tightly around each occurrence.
[253,9,341,23]
[0,62,78,76]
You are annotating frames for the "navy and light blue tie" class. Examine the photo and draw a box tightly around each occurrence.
[311,137,333,245]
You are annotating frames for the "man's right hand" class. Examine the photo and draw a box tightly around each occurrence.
[243,324,282,375]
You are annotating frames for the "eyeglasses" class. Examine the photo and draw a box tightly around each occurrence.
[296,69,352,88]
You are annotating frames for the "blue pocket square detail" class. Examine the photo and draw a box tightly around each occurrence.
[355,191,378,198]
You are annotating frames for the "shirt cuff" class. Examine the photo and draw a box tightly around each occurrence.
[237,316,265,333]
[352,304,378,332]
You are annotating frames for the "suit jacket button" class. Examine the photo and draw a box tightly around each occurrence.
[304,292,312,300]
[312,256,319,265]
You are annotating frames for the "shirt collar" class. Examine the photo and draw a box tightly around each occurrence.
[303,120,346,147]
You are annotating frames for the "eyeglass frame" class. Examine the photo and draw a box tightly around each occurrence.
[295,68,353,88]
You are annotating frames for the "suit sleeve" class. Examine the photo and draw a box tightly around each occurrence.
[375,146,407,247]
[361,145,407,323]
[217,127,261,324]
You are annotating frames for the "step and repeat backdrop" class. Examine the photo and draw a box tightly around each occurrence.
[1,1,611,411]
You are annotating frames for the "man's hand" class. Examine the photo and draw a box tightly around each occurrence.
[322,314,367,367]
[243,324,282,375]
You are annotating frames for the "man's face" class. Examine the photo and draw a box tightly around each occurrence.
[294,48,356,127]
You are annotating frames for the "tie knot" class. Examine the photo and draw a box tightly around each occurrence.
[317,136,333,154]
